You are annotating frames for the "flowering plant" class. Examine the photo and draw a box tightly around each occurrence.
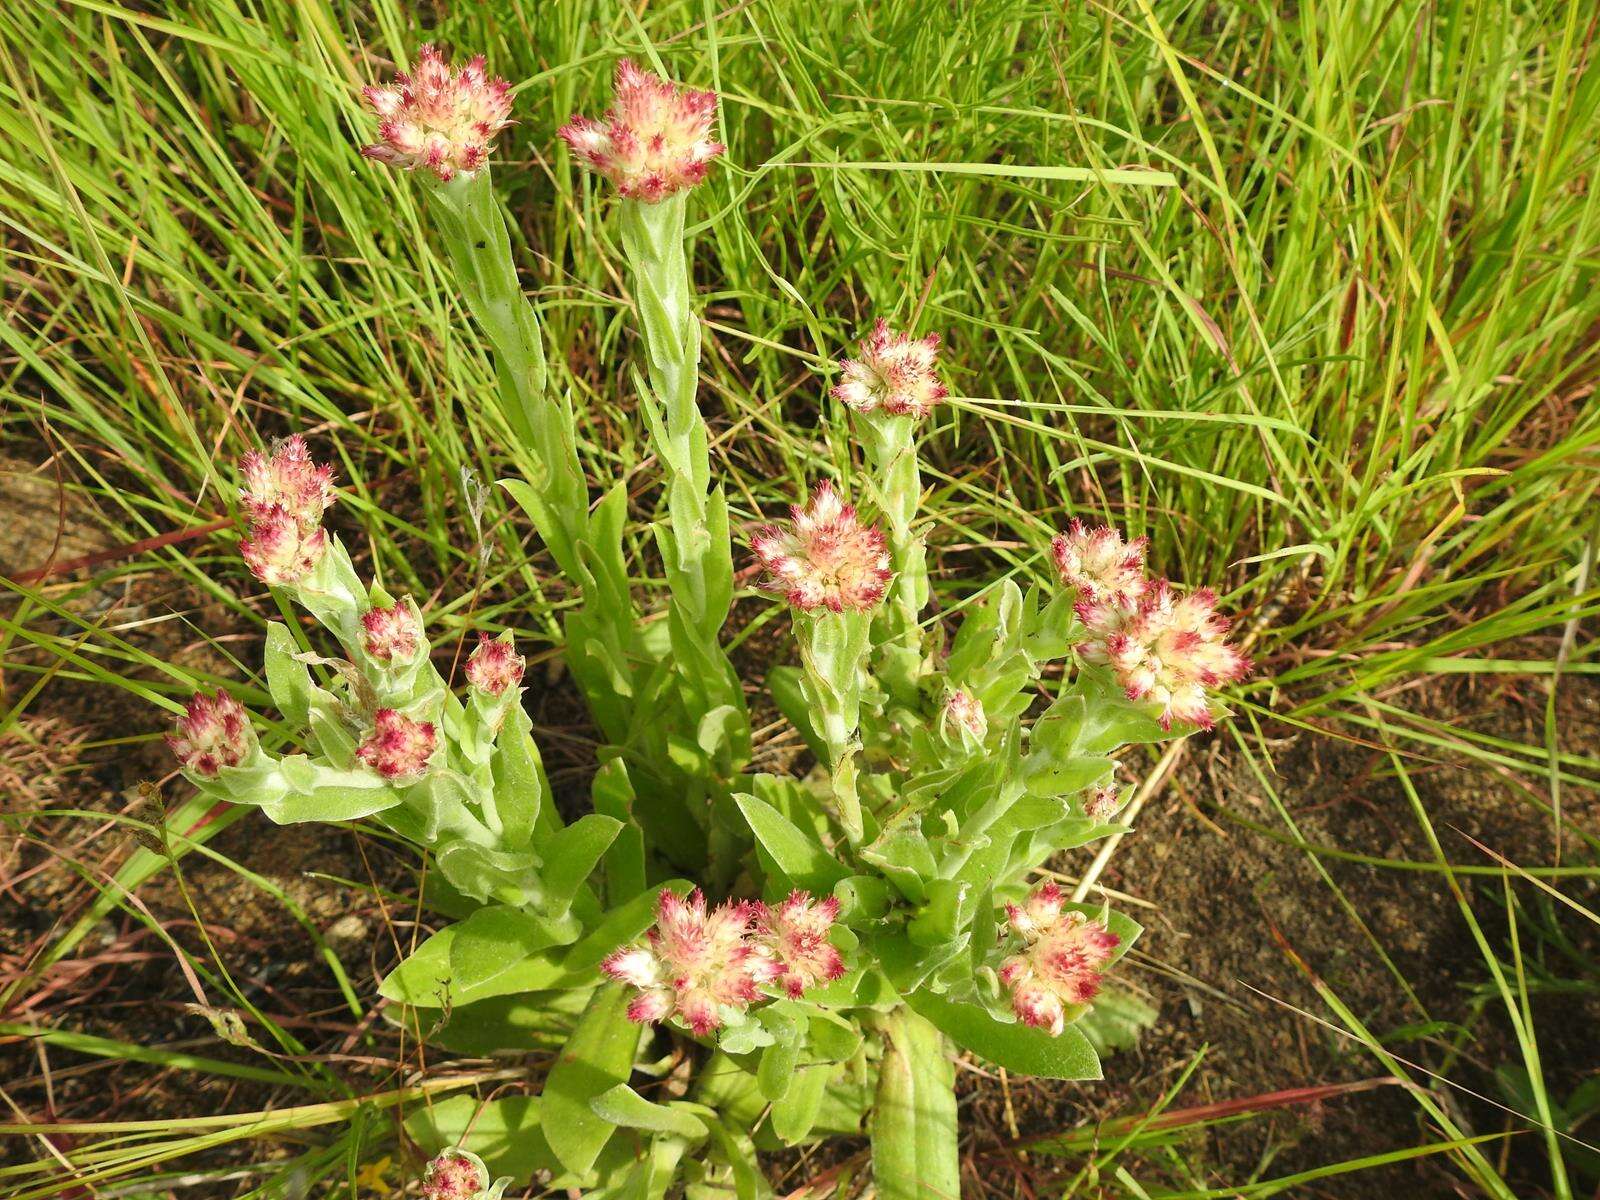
[167,45,1255,1198]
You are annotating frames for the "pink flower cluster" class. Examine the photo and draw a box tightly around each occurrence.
[559,60,724,203]
[238,436,334,587]
[752,481,892,614]
[167,690,255,778]
[831,320,948,420]
[1053,520,1250,730]
[998,883,1119,1037]
[602,888,844,1035]
[356,708,437,784]
[361,45,513,182]
[464,633,525,696]
[361,599,423,664]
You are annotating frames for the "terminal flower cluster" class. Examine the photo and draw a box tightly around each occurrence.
[752,481,892,613]
[361,44,513,181]
[830,320,948,420]
[559,60,724,203]
[998,883,1120,1036]
[603,887,845,1034]
[238,436,332,586]
[1057,521,1250,729]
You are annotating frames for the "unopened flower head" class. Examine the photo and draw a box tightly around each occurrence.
[465,633,525,697]
[239,508,326,587]
[942,687,988,742]
[1079,580,1250,731]
[1051,520,1147,603]
[421,1150,490,1200]
[757,890,846,999]
[601,888,776,1035]
[830,320,948,420]
[1085,783,1123,822]
[361,44,513,182]
[998,882,1119,1036]
[558,59,724,203]
[751,481,892,613]
[167,690,255,778]
[239,436,335,532]
[355,708,437,783]
[361,599,423,664]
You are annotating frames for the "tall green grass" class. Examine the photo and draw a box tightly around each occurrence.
[3,0,1597,1194]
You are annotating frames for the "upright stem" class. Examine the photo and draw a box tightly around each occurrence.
[618,194,748,764]
[798,610,872,844]
[862,414,928,695]
[424,171,639,742]
[427,172,588,579]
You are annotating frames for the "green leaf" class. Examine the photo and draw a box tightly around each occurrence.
[540,983,640,1178]
[767,666,826,763]
[490,711,545,850]
[450,905,579,1000]
[756,1005,803,1101]
[1073,986,1158,1056]
[538,813,621,918]
[590,1084,709,1140]
[404,1094,556,1184]
[770,1062,831,1146]
[591,759,646,901]
[907,990,1102,1081]
[266,758,399,823]
[263,622,315,727]
[732,792,849,894]
[872,1008,959,1200]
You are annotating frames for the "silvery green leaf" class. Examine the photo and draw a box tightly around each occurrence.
[264,757,399,823]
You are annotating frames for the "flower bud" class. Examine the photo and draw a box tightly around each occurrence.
[361,599,424,664]
[239,436,335,533]
[1050,519,1146,603]
[998,883,1119,1037]
[601,888,776,1035]
[421,1149,490,1200]
[355,708,437,783]
[361,45,512,182]
[558,60,724,203]
[941,688,987,742]
[757,890,846,998]
[167,690,255,778]
[831,320,947,420]
[464,633,525,697]
[751,481,892,614]
[1084,784,1123,823]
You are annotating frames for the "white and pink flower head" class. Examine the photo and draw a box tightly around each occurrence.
[602,888,776,1035]
[757,890,846,999]
[361,599,424,664]
[167,690,255,778]
[558,59,724,203]
[237,436,334,587]
[998,882,1120,1037]
[355,708,437,783]
[1051,519,1147,603]
[830,320,948,420]
[239,436,335,531]
[239,509,327,587]
[1079,579,1251,731]
[751,481,892,614]
[465,633,525,697]
[361,44,513,182]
